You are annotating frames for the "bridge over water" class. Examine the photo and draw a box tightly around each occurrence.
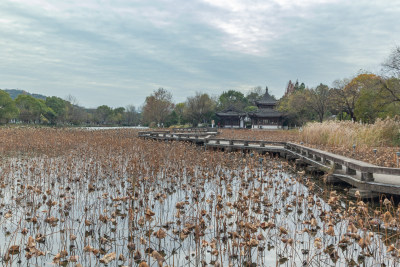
[139,129,400,197]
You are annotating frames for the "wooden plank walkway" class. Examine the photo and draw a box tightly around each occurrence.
[138,130,400,196]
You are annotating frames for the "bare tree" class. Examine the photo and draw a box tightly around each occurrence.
[332,78,357,120]
[64,95,86,125]
[380,78,400,103]
[125,105,140,125]
[383,46,400,77]
[306,84,331,122]
[381,46,400,103]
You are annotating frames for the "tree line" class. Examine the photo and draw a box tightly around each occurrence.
[141,86,272,127]
[0,93,140,126]
[0,86,269,127]
[279,74,400,126]
[1,46,399,127]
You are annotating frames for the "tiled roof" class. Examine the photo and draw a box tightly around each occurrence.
[216,106,246,117]
[248,108,283,118]
[256,87,277,106]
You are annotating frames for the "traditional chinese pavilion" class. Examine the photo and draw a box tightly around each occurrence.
[248,87,284,129]
[215,106,246,128]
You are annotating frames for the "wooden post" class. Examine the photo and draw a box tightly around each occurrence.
[333,163,342,170]
[361,172,374,182]
[346,167,356,175]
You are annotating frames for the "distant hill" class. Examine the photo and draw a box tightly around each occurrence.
[3,89,47,100]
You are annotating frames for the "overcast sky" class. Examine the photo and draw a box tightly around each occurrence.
[1,0,399,108]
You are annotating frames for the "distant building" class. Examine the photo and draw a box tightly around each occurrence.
[215,106,246,128]
[248,87,284,129]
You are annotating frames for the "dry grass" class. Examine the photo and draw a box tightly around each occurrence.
[299,119,400,167]
[300,118,400,148]
[217,119,400,167]
[218,129,300,142]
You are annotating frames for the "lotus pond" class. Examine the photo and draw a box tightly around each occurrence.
[0,128,399,266]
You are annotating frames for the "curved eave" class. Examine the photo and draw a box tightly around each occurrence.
[255,100,277,106]
[249,114,283,118]
[248,111,283,118]
[216,112,246,117]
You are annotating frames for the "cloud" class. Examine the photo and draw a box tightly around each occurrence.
[198,0,342,55]
[0,0,400,108]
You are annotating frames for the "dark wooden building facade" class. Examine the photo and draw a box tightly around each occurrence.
[248,87,284,129]
[215,107,246,128]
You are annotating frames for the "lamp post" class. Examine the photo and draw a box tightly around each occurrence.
[373,149,377,163]
[259,157,264,188]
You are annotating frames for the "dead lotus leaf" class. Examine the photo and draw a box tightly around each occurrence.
[151,250,164,264]
[138,261,149,267]
[99,252,116,264]
[8,245,20,255]
[154,228,167,239]
[145,208,155,217]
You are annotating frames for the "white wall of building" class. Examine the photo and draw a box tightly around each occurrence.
[252,125,281,129]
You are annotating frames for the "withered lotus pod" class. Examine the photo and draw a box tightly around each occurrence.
[154,228,167,239]
[99,252,116,264]
[138,261,149,267]
[8,245,20,255]
[145,208,155,217]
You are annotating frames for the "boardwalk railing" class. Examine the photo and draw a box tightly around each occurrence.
[171,127,218,133]
[139,131,400,195]
[138,130,217,141]
[205,138,285,147]
[284,142,400,179]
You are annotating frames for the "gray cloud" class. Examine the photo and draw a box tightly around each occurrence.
[0,0,399,108]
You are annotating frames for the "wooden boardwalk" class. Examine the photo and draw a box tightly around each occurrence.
[138,130,400,196]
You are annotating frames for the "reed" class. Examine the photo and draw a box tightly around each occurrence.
[300,118,400,148]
